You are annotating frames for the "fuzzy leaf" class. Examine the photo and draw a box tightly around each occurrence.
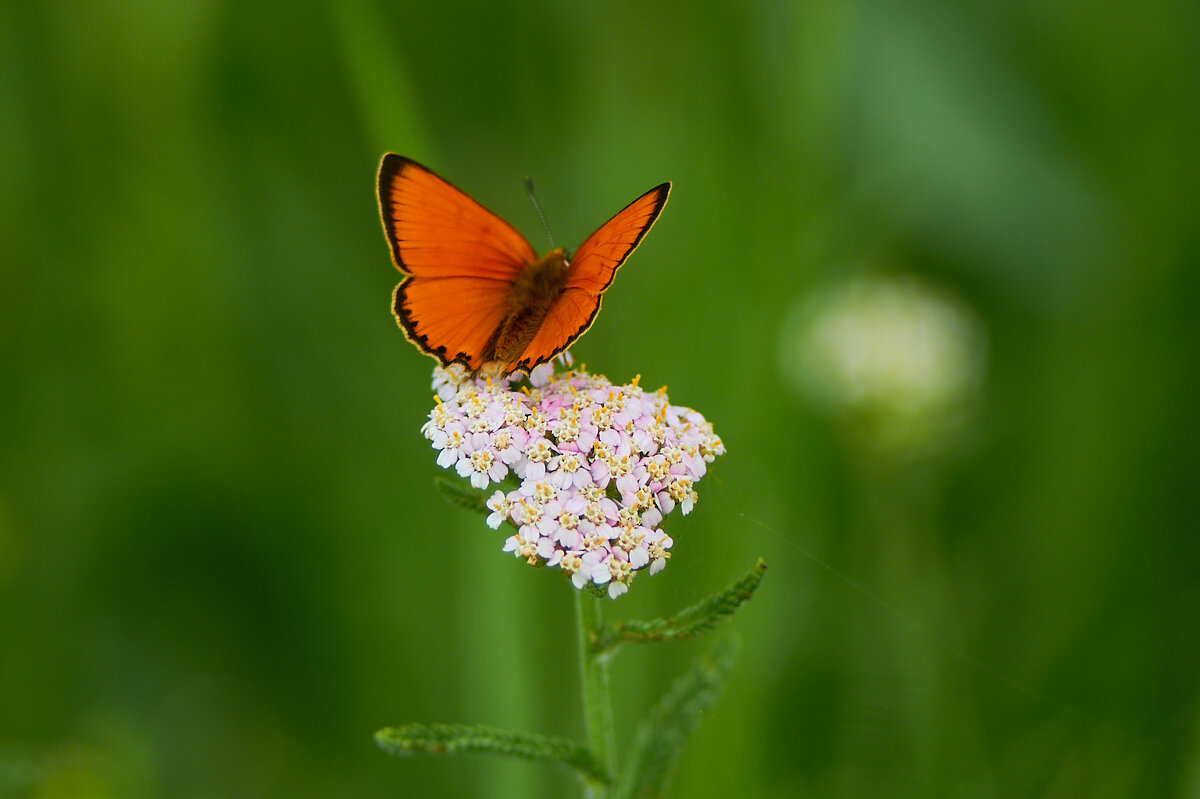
[376,723,611,785]
[594,559,767,653]
[433,475,491,515]
[616,637,740,799]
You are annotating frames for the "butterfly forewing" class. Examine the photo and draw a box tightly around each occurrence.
[510,182,671,371]
[562,183,670,294]
[378,155,537,278]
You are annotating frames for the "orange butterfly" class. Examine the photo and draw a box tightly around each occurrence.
[377,154,670,375]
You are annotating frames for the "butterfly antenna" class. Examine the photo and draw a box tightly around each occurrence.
[524,175,557,250]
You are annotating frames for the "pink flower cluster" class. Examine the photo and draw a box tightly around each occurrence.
[421,357,725,598]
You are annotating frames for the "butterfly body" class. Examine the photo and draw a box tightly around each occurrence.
[480,246,569,366]
[378,154,669,375]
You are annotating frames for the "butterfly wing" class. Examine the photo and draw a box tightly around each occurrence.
[378,154,537,370]
[510,182,671,372]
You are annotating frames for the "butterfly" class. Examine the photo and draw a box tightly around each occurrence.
[377,154,670,375]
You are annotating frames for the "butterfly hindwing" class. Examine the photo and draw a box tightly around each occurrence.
[506,287,594,373]
[393,278,510,371]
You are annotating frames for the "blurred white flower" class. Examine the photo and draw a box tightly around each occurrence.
[780,273,987,453]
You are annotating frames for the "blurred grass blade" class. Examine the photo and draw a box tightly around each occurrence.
[375,723,612,785]
[615,637,740,799]
[595,559,767,653]
[327,0,429,155]
[433,475,491,515]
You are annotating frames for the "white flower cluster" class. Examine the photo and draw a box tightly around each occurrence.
[421,358,725,598]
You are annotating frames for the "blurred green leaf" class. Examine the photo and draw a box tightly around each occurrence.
[594,560,767,654]
[615,637,740,799]
[375,723,611,786]
[433,475,492,515]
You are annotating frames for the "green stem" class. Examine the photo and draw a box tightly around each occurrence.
[576,590,615,797]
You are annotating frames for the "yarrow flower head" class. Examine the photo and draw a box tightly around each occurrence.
[423,355,725,598]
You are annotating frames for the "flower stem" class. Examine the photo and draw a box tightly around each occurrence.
[575,590,615,797]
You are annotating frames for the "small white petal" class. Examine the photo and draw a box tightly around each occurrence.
[591,562,612,585]
[615,474,637,496]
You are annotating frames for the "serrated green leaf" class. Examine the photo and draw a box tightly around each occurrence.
[615,637,740,799]
[433,475,491,515]
[375,722,612,785]
[594,559,767,653]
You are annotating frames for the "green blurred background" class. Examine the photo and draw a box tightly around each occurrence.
[3,0,1198,796]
